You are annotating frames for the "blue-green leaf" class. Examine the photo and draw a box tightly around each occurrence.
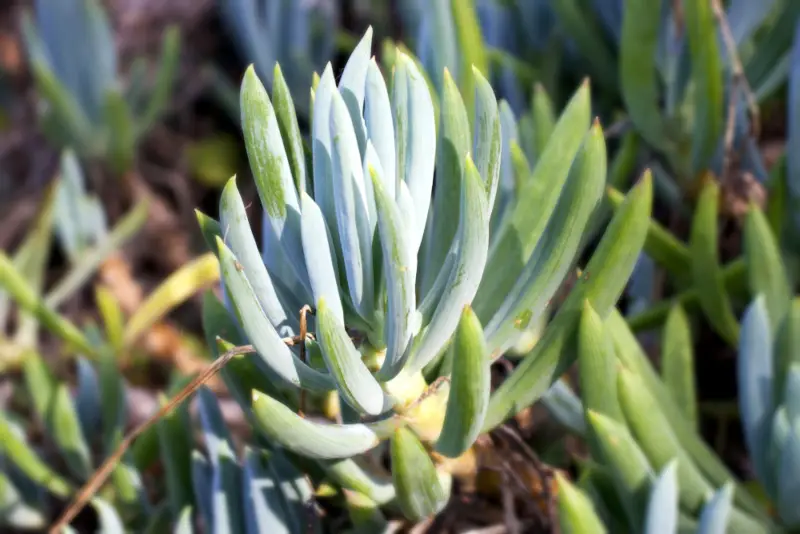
[644,461,679,534]
[371,165,417,381]
[392,52,436,255]
[315,297,386,416]
[738,295,775,488]
[391,426,447,521]
[251,390,389,459]
[364,59,395,192]
[220,176,297,338]
[216,236,334,392]
[408,153,489,373]
[697,484,734,534]
[330,89,375,321]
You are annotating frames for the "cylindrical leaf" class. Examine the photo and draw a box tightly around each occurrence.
[391,427,447,521]
[435,305,490,458]
[555,471,607,534]
[662,305,697,429]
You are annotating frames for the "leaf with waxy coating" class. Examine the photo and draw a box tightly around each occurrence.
[391,427,448,521]
[315,296,385,415]
[435,306,490,458]
[251,390,391,460]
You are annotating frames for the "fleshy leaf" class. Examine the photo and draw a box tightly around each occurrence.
[435,306,490,458]
[391,426,448,521]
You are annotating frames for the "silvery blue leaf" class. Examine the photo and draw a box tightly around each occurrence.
[392,52,436,256]
[777,420,800,526]
[300,192,344,323]
[727,0,779,46]
[338,27,372,156]
[217,237,335,392]
[242,447,291,534]
[644,460,679,534]
[407,154,489,373]
[371,163,416,380]
[330,90,375,321]
[541,379,586,436]
[220,177,297,338]
[364,59,396,193]
[737,295,775,488]
[191,451,214,529]
[696,483,734,534]
[75,357,101,441]
[91,497,125,534]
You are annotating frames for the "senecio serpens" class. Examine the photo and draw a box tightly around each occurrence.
[197,27,652,521]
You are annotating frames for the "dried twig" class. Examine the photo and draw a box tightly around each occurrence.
[298,304,312,417]
[710,0,761,182]
[49,342,257,533]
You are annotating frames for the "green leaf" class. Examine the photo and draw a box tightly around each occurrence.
[485,122,606,351]
[344,491,388,534]
[620,0,668,151]
[409,153,489,373]
[618,367,768,532]
[103,89,135,173]
[392,51,437,255]
[606,185,692,282]
[139,25,180,134]
[216,236,334,392]
[483,171,652,432]
[421,68,471,295]
[435,305,490,458]
[473,81,590,324]
[0,414,72,497]
[450,0,488,122]
[44,199,149,310]
[320,458,395,505]
[370,166,416,381]
[683,0,724,172]
[578,301,623,425]
[662,305,697,429]
[219,176,298,337]
[471,66,501,213]
[157,394,194,519]
[22,351,92,479]
[123,252,219,347]
[531,84,556,161]
[391,427,447,521]
[606,308,772,521]
[251,390,389,460]
[744,204,791,331]
[240,66,308,285]
[272,64,307,196]
[315,296,386,416]
[586,410,654,531]
[555,471,607,534]
[617,367,712,514]
[0,253,95,357]
[690,181,739,345]
[95,285,124,353]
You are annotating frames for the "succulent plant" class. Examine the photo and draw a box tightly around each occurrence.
[217,0,339,121]
[557,459,738,534]
[194,23,655,524]
[21,0,181,173]
[554,299,777,534]
[0,343,148,531]
[736,294,800,529]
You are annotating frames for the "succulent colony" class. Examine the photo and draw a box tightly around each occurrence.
[193,24,652,524]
